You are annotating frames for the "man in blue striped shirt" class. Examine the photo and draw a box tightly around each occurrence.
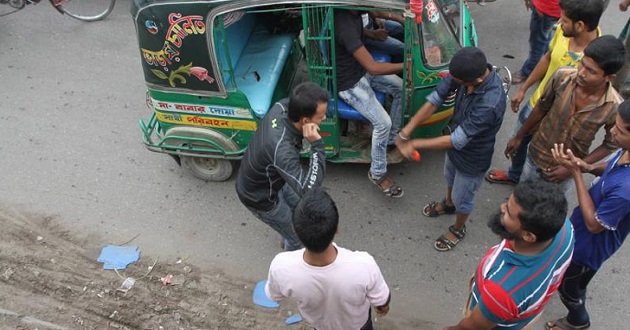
[445,181,574,329]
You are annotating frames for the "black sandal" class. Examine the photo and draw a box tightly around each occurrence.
[434,225,466,252]
[545,318,590,330]
[422,199,456,217]
[368,172,404,198]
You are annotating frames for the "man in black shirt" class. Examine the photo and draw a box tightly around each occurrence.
[235,82,329,251]
[334,9,405,198]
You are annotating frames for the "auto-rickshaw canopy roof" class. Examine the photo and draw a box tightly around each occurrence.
[132,0,411,16]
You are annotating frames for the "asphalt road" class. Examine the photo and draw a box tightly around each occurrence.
[1,1,628,329]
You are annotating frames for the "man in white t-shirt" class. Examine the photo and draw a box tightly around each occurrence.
[265,188,391,330]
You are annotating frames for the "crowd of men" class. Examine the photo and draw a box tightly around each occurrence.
[235,0,630,329]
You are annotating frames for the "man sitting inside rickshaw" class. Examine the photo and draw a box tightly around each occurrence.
[334,8,405,198]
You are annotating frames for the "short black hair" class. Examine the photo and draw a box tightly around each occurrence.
[292,188,338,253]
[513,180,567,242]
[619,100,630,130]
[559,0,603,31]
[449,46,488,82]
[287,82,330,122]
[584,35,626,76]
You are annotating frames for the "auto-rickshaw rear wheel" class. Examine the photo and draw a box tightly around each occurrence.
[182,156,233,182]
[163,127,238,182]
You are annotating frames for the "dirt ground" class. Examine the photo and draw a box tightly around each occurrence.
[0,207,400,330]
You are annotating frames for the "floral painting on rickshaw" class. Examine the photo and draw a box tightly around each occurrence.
[135,5,220,92]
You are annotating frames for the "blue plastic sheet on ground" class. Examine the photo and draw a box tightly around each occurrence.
[97,245,140,270]
[252,279,279,308]
[285,313,302,325]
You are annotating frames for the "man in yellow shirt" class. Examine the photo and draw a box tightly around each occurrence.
[486,0,603,185]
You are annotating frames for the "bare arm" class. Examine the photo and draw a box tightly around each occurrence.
[375,293,391,316]
[582,144,615,165]
[552,144,605,233]
[352,46,403,75]
[399,101,439,138]
[411,135,453,150]
[371,11,405,24]
[511,51,551,112]
[504,104,546,158]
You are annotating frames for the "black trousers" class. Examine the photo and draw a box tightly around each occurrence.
[557,261,598,326]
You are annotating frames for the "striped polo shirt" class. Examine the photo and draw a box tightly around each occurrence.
[469,219,574,329]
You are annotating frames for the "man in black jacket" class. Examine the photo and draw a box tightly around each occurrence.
[236,82,329,251]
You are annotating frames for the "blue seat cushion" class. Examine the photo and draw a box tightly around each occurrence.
[233,26,295,118]
[216,14,256,85]
[334,51,391,121]
[335,92,386,121]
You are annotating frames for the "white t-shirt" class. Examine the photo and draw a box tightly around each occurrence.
[265,244,390,330]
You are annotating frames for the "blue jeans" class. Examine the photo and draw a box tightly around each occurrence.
[246,185,302,251]
[364,19,404,62]
[507,103,533,182]
[339,74,402,177]
[444,154,484,214]
[520,6,558,77]
[520,154,573,193]
[558,262,597,326]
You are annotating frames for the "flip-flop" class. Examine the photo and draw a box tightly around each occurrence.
[485,169,517,186]
[544,318,590,330]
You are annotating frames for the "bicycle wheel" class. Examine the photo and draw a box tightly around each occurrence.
[55,0,115,22]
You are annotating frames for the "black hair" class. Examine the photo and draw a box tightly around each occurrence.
[619,100,630,130]
[292,187,338,253]
[513,180,567,242]
[449,46,488,82]
[584,35,626,76]
[287,82,330,123]
[559,0,603,32]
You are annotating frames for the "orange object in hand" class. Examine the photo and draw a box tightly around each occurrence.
[412,150,421,162]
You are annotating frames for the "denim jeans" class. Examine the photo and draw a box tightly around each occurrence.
[339,74,402,177]
[444,154,484,214]
[246,185,302,251]
[520,6,558,77]
[507,103,533,182]
[364,19,404,62]
[520,154,574,193]
[558,262,597,326]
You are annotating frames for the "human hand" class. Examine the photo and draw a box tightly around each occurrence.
[511,90,526,113]
[524,0,531,10]
[621,0,630,11]
[371,28,389,41]
[504,137,522,159]
[302,122,321,142]
[543,165,572,183]
[396,140,416,160]
[375,304,389,317]
[551,143,587,175]
[374,17,385,30]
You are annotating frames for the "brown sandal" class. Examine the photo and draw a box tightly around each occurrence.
[422,199,456,217]
[368,172,404,198]
[434,225,466,251]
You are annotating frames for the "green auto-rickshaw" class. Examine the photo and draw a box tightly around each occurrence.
[132,0,500,181]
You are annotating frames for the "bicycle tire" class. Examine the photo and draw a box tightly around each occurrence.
[56,0,115,22]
